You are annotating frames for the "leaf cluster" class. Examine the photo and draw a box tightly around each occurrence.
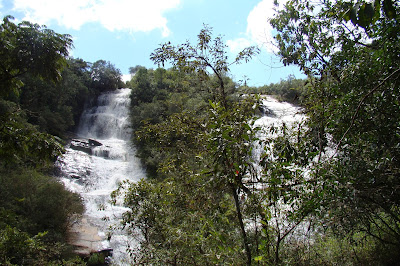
[0,16,112,264]
[118,25,266,263]
[270,0,400,262]
[150,25,259,106]
[0,169,84,265]
[0,16,72,97]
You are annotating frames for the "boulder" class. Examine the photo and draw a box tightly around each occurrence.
[70,139,103,155]
[70,139,92,155]
[89,138,103,146]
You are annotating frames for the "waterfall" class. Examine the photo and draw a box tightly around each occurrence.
[55,92,305,263]
[252,95,304,212]
[255,96,304,127]
[253,96,305,163]
[56,88,145,264]
[252,96,315,243]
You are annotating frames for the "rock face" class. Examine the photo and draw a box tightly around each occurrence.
[67,216,103,257]
[259,105,275,117]
[69,138,116,159]
[70,139,103,155]
[68,215,114,265]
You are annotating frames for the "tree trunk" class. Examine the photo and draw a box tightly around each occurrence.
[231,183,252,265]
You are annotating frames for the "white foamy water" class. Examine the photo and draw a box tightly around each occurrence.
[56,88,145,264]
[252,95,306,211]
[255,96,304,128]
[253,96,305,163]
[252,96,317,241]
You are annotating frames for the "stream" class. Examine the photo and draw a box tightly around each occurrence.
[56,88,145,264]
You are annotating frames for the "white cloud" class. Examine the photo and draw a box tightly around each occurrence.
[122,74,131,82]
[226,37,252,53]
[12,0,181,36]
[227,0,287,53]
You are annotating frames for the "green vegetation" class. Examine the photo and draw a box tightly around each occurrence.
[1,0,399,263]
[247,75,308,105]
[270,0,400,263]
[113,26,262,264]
[115,1,400,264]
[0,16,122,264]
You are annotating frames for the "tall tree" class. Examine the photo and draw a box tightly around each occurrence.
[89,60,123,93]
[271,0,400,258]
[0,15,74,167]
[144,25,260,264]
[0,16,84,264]
[0,15,72,97]
[151,24,259,108]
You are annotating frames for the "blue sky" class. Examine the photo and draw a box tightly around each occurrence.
[0,0,304,87]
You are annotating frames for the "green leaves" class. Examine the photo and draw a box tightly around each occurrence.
[383,0,397,19]
[342,0,398,29]
[123,26,262,263]
[271,0,400,260]
[234,46,260,64]
[150,25,259,107]
[343,1,382,29]
[89,60,123,93]
[0,169,84,264]
[0,16,72,97]
[0,100,64,168]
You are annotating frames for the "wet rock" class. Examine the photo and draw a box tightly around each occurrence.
[259,105,275,117]
[70,139,92,155]
[89,138,103,146]
[99,248,113,257]
[70,139,104,155]
[67,216,104,257]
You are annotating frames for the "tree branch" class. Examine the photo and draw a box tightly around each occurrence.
[332,68,400,157]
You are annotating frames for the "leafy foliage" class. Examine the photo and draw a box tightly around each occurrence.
[18,58,123,137]
[118,3,400,264]
[248,75,308,105]
[0,16,99,264]
[117,26,263,264]
[150,24,259,107]
[128,66,217,176]
[0,16,72,97]
[0,78,64,170]
[0,169,84,265]
[89,59,123,93]
[270,0,400,262]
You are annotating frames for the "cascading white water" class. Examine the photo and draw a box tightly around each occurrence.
[255,95,304,128]
[56,88,145,264]
[56,92,305,263]
[253,96,315,243]
[253,96,305,170]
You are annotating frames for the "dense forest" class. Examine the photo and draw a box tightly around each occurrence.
[1,0,399,264]
[0,16,123,264]
[115,0,400,265]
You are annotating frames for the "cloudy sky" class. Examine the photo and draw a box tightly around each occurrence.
[0,0,303,86]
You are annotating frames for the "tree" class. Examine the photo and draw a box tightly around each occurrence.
[255,75,308,104]
[271,0,400,260]
[120,26,258,265]
[129,65,145,75]
[0,100,63,168]
[130,67,154,105]
[89,60,123,93]
[150,24,259,108]
[0,16,85,264]
[18,58,93,136]
[0,15,72,97]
